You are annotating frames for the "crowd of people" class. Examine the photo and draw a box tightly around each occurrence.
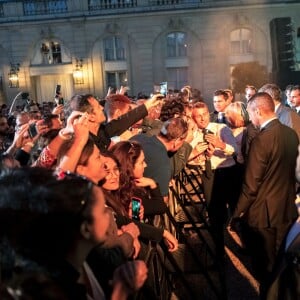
[0,83,300,299]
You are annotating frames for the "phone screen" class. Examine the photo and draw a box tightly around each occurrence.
[131,197,141,221]
[28,123,38,139]
[160,82,168,96]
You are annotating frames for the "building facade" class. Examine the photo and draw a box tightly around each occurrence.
[0,0,299,105]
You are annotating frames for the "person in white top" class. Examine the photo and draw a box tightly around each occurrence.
[189,101,238,261]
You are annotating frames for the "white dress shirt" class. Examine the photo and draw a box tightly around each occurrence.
[189,122,237,169]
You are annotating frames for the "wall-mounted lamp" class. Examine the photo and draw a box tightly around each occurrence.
[73,59,84,85]
[8,63,20,88]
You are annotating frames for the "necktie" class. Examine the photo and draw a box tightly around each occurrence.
[218,112,225,123]
[202,128,213,178]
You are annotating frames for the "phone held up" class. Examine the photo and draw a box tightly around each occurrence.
[28,123,38,139]
[55,84,64,105]
[131,197,142,221]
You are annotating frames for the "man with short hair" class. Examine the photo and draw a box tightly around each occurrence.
[131,117,188,198]
[67,93,161,152]
[259,83,300,140]
[244,85,257,102]
[104,94,132,122]
[190,101,237,258]
[232,92,298,297]
[210,89,230,124]
[290,85,300,115]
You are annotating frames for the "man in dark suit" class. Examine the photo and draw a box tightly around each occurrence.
[259,83,300,140]
[232,92,299,297]
[290,85,300,115]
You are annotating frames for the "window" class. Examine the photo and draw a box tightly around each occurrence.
[40,41,62,64]
[106,71,127,89]
[167,67,188,90]
[23,1,67,15]
[167,32,187,58]
[230,29,252,55]
[104,36,125,61]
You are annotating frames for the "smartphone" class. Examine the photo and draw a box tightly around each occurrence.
[55,84,61,96]
[28,123,38,139]
[58,98,64,105]
[160,82,168,96]
[131,197,142,221]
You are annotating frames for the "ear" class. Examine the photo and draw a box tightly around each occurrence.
[114,108,121,119]
[75,165,86,177]
[88,113,97,122]
[80,221,92,240]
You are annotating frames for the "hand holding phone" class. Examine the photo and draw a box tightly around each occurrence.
[28,123,38,139]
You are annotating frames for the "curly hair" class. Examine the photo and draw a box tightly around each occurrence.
[110,141,143,212]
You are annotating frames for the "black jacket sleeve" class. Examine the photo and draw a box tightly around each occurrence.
[104,104,148,138]
[115,214,164,243]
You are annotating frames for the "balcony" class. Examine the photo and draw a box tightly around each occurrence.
[23,1,68,16]
[0,0,298,21]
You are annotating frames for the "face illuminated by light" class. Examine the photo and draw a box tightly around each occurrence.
[192,107,210,129]
[133,151,147,179]
[213,95,228,112]
[87,97,106,124]
[102,157,120,191]
[290,89,300,109]
[76,145,107,184]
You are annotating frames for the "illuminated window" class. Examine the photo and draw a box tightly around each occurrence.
[167,32,187,57]
[104,36,125,61]
[230,29,252,54]
[40,41,62,64]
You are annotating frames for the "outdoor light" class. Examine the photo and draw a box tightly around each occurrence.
[73,58,84,85]
[8,63,20,88]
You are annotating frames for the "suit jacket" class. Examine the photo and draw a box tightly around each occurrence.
[233,119,298,228]
[276,103,300,140]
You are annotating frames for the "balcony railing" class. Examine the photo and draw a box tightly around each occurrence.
[0,0,297,21]
[89,0,137,10]
[23,0,67,16]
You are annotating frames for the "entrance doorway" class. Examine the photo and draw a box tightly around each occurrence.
[32,74,74,104]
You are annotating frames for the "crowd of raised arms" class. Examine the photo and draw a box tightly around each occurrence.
[0,83,300,300]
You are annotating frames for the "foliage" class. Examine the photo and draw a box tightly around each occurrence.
[231,61,270,93]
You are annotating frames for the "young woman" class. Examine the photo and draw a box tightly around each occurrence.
[110,140,167,219]
[100,151,178,252]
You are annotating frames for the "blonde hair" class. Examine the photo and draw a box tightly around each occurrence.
[225,101,248,128]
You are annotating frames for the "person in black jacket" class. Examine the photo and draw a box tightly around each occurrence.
[66,93,162,152]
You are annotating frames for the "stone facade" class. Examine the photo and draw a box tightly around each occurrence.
[0,0,299,105]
